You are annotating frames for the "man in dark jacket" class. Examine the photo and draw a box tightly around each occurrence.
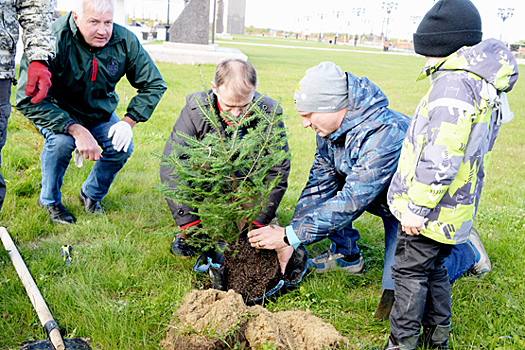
[160,59,290,257]
[16,0,166,224]
[248,62,489,316]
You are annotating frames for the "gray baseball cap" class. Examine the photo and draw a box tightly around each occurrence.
[294,62,349,113]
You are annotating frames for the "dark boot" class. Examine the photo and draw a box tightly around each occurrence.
[78,189,104,215]
[38,199,76,224]
[383,333,419,350]
[171,234,194,258]
[420,323,450,349]
[374,289,395,321]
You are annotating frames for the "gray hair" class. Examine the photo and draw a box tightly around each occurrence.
[74,0,115,20]
[214,59,257,98]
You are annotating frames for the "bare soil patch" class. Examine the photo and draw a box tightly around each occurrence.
[160,289,347,350]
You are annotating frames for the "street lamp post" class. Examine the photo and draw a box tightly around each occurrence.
[334,10,343,45]
[497,8,514,42]
[410,15,421,27]
[382,2,398,51]
[382,2,398,41]
[408,15,420,48]
[318,12,326,43]
[165,0,170,41]
[353,7,365,47]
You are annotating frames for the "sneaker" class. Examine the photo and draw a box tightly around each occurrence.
[309,243,364,275]
[465,227,491,278]
[171,234,194,259]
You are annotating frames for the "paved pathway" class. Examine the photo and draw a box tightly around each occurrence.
[216,40,419,57]
[217,40,525,65]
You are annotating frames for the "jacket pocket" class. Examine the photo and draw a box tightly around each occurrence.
[0,6,18,53]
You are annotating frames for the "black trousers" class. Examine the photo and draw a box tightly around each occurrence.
[389,224,454,340]
[0,79,11,212]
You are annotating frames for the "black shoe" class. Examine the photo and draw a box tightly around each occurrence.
[78,189,104,215]
[171,234,194,258]
[38,199,76,224]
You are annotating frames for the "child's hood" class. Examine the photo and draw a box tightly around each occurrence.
[435,38,519,93]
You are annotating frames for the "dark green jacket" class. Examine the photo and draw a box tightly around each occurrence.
[15,12,166,134]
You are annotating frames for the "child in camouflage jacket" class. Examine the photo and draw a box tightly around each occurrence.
[384,0,519,349]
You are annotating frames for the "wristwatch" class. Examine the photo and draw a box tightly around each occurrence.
[283,234,290,246]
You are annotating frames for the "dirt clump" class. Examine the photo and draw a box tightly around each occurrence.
[160,289,347,350]
[245,309,345,350]
[224,237,283,302]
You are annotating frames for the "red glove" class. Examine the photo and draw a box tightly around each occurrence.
[25,61,52,104]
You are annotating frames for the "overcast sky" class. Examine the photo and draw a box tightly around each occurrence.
[56,0,524,43]
[245,0,524,43]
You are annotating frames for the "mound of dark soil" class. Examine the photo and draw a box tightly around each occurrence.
[223,237,283,301]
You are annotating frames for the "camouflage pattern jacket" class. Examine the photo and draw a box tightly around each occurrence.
[388,39,519,245]
[287,73,410,246]
[0,0,55,79]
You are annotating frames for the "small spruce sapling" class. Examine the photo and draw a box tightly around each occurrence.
[156,90,290,254]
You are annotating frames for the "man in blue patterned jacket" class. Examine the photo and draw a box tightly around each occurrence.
[248,62,490,316]
[249,61,409,286]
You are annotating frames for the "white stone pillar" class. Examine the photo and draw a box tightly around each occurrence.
[115,0,127,25]
[223,0,229,33]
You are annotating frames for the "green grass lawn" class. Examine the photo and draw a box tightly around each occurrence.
[1,35,524,349]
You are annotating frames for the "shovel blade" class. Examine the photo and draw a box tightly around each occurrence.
[373,289,395,321]
[21,338,92,350]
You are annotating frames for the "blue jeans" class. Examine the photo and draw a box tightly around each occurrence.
[330,197,399,290]
[39,113,133,206]
[443,241,476,282]
[0,79,11,212]
[329,203,475,290]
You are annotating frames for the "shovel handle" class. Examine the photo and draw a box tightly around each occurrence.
[1,227,66,350]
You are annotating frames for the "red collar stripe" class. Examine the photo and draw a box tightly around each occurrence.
[180,219,201,230]
[91,57,97,81]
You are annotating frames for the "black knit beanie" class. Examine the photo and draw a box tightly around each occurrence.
[413,0,482,57]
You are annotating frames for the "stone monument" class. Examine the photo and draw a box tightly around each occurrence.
[168,0,210,45]
[224,0,245,35]
[214,0,246,36]
[144,0,248,64]
[215,0,224,34]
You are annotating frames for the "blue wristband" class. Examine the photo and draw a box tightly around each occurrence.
[285,226,302,249]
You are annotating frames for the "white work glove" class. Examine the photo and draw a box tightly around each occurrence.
[73,148,84,168]
[108,120,133,152]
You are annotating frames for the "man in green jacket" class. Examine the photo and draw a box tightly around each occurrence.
[16,0,166,224]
